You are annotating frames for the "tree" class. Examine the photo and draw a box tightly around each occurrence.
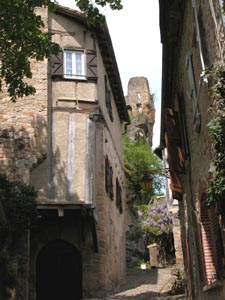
[123,134,163,204]
[0,0,122,101]
[0,0,59,101]
[76,0,122,21]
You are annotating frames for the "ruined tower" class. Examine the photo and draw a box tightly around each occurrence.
[126,77,155,146]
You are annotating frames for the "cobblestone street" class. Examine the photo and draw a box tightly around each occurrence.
[85,268,185,300]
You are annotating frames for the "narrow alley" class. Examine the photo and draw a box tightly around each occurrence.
[84,268,185,300]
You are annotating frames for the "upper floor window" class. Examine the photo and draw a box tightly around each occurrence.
[51,48,98,81]
[186,51,201,133]
[64,50,85,79]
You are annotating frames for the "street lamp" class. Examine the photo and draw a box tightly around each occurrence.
[140,172,153,190]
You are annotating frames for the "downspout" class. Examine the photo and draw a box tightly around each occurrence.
[208,0,224,63]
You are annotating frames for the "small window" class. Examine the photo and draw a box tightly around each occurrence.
[116,178,122,214]
[64,50,85,79]
[105,156,114,200]
[136,103,142,108]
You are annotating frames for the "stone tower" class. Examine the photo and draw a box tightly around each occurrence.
[126,77,155,146]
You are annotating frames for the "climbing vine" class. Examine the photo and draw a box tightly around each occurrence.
[206,66,225,206]
[0,174,38,231]
[0,174,38,291]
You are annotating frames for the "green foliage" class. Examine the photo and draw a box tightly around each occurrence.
[206,66,225,206]
[0,174,37,289]
[0,0,59,101]
[76,0,122,22]
[123,134,163,204]
[222,0,225,14]
[139,202,175,264]
[169,270,186,296]
[134,259,151,270]
[0,252,18,288]
[0,174,38,231]
[140,202,172,242]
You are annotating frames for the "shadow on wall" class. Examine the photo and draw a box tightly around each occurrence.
[31,144,79,202]
[0,115,79,202]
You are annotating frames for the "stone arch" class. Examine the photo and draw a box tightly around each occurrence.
[36,239,82,300]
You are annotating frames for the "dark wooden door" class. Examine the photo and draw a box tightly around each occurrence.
[36,240,82,300]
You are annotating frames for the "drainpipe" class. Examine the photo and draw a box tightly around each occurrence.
[209,0,224,63]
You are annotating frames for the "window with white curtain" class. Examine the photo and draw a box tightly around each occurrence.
[64,50,85,79]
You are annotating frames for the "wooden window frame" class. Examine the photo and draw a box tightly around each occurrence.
[51,48,98,81]
[64,49,86,80]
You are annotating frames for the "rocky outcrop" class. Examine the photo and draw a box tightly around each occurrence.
[125,77,155,266]
[126,77,155,146]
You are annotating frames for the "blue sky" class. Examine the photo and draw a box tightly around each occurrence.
[57,0,162,148]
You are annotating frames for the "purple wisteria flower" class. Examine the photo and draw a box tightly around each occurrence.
[140,202,172,243]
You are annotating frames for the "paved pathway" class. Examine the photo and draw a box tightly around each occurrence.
[85,268,185,300]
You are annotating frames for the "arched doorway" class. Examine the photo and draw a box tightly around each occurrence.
[36,239,82,300]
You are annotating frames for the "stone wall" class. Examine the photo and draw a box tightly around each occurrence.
[126,77,155,146]
[0,8,48,183]
[173,1,225,299]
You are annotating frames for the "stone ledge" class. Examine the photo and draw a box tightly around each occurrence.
[203,279,224,292]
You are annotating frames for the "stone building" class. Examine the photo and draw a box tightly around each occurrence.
[0,5,129,300]
[159,0,225,299]
[126,77,155,146]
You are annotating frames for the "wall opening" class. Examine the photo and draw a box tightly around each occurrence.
[36,239,82,300]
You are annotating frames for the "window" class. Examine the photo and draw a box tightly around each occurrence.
[137,92,141,99]
[105,156,113,200]
[64,50,85,79]
[186,51,201,133]
[116,178,122,213]
[51,48,98,80]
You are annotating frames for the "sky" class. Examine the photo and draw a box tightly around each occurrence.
[56,0,162,148]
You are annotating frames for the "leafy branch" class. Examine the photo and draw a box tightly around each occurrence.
[0,0,59,101]
[123,134,163,204]
[206,65,225,206]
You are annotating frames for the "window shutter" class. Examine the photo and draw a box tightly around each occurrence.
[186,52,201,133]
[192,211,207,285]
[208,206,224,280]
[116,178,122,213]
[109,166,114,200]
[105,156,109,194]
[186,52,197,110]
[86,50,98,80]
[51,48,63,77]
